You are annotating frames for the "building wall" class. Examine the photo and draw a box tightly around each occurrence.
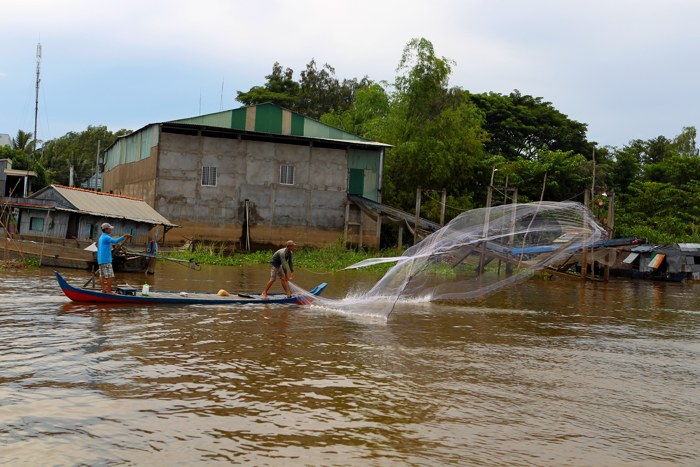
[149,132,359,247]
[102,145,159,205]
[17,208,151,245]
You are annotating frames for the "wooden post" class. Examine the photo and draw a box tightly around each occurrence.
[604,248,614,282]
[414,187,421,244]
[398,225,403,250]
[359,211,363,249]
[440,188,447,226]
[581,189,590,281]
[607,191,615,236]
[479,170,495,273]
[244,199,251,252]
[343,201,350,248]
[506,188,518,276]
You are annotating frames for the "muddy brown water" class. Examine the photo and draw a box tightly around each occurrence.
[1,263,699,465]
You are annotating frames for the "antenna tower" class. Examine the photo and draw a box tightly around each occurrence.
[33,42,42,156]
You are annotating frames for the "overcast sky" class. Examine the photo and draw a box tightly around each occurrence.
[2,0,698,149]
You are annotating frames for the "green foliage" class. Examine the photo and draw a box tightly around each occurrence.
[508,149,590,202]
[607,128,700,242]
[236,60,373,120]
[0,258,40,270]
[469,90,592,160]
[614,178,700,242]
[164,239,402,272]
[11,130,34,152]
[378,38,488,213]
[40,125,129,187]
[320,83,390,138]
[236,62,300,109]
[672,126,699,157]
[0,146,28,169]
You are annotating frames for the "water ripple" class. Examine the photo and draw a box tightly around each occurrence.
[1,268,699,465]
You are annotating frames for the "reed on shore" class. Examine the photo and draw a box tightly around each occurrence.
[164,239,401,272]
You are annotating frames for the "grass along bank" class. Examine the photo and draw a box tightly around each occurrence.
[163,240,403,272]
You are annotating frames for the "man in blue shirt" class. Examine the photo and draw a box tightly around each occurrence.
[261,240,297,299]
[98,222,132,293]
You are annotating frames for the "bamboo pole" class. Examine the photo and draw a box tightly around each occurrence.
[581,189,590,281]
[414,187,421,245]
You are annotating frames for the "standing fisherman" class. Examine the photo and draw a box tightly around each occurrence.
[97,222,131,293]
[261,240,297,298]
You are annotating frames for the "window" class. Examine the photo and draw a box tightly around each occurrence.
[201,166,217,186]
[280,165,295,185]
[29,216,44,232]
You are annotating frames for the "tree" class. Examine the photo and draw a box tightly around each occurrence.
[41,126,130,187]
[236,62,299,109]
[608,144,642,193]
[0,146,28,171]
[236,60,372,120]
[672,126,699,157]
[507,149,590,203]
[468,90,592,160]
[11,129,33,153]
[610,126,700,242]
[379,38,487,216]
[320,83,390,138]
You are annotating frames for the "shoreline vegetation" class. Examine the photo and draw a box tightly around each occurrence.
[0,258,39,270]
[0,242,400,273]
[163,240,402,272]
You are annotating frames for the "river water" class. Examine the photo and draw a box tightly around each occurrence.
[1,264,699,466]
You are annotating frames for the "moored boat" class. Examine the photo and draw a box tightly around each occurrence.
[54,271,327,305]
[3,237,151,272]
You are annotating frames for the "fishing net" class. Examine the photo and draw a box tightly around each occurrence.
[292,201,608,318]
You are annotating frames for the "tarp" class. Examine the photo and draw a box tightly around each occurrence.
[623,252,639,264]
[648,253,665,269]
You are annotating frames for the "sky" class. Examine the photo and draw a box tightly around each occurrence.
[2,0,699,149]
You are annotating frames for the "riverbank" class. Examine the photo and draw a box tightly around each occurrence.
[163,240,402,272]
[0,258,39,270]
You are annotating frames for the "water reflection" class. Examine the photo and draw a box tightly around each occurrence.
[0,265,699,465]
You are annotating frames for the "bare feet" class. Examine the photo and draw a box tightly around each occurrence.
[261,293,268,299]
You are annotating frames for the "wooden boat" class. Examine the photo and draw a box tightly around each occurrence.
[3,237,151,273]
[54,271,327,305]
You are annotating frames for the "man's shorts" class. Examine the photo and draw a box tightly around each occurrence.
[270,266,286,280]
[99,263,115,279]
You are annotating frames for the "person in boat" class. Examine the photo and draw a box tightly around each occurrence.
[261,240,297,299]
[145,226,159,275]
[98,222,132,293]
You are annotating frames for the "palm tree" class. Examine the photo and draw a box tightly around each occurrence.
[11,130,33,153]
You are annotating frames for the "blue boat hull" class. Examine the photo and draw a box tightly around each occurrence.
[54,271,327,305]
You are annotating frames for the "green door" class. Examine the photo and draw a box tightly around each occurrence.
[348,168,364,196]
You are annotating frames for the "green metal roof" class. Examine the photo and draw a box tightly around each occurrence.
[170,103,367,142]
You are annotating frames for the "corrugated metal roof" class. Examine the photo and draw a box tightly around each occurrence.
[31,185,177,227]
[631,245,657,253]
[677,243,700,251]
[169,104,376,143]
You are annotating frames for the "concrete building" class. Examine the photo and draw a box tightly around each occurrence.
[102,103,391,249]
[0,159,36,198]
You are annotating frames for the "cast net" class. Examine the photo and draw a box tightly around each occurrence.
[291,201,608,318]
